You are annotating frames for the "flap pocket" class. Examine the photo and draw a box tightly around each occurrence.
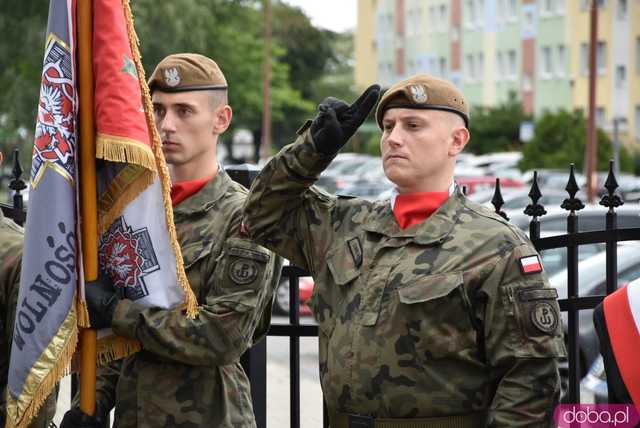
[326,242,362,286]
[398,271,464,304]
[182,239,215,270]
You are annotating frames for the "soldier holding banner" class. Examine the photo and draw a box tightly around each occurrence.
[243,75,566,427]
[0,151,56,428]
[62,54,281,428]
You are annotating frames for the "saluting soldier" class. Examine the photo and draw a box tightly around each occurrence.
[1,151,57,428]
[62,54,282,428]
[243,75,566,427]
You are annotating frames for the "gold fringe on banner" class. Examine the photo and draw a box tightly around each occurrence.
[96,133,157,171]
[95,335,141,366]
[5,307,78,428]
[96,134,156,235]
[123,0,198,318]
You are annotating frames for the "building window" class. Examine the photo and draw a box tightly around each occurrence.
[477,0,484,26]
[496,52,503,79]
[439,4,447,31]
[616,65,626,87]
[597,41,607,73]
[497,0,504,23]
[596,107,606,128]
[508,0,518,20]
[542,46,553,77]
[581,42,589,74]
[440,57,448,78]
[556,0,565,14]
[429,6,436,32]
[478,52,484,79]
[542,0,554,16]
[617,0,627,19]
[508,49,517,78]
[557,45,566,76]
[466,54,476,81]
[466,0,476,27]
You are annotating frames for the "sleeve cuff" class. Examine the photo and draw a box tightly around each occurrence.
[111,299,140,339]
[289,129,336,176]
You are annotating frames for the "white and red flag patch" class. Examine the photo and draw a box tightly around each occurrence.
[519,255,543,274]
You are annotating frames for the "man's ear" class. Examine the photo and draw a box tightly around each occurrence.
[213,105,233,135]
[449,126,469,156]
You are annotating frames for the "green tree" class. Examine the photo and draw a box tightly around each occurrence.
[466,92,530,154]
[519,110,634,172]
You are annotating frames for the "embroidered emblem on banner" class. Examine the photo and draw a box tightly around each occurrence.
[519,255,543,275]
[164,67,180,87]
[347,237,363,269]
[531,302,559,334]
[409,85,428,103]
[32,35,76,188]
[99,216,160,300]
[229,258,259,284]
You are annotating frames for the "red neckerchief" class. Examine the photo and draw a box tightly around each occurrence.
[392,191,449,229]
[171,175,214,207]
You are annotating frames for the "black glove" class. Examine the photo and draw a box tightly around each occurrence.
[85,274,118,329]
[60,408,105,428]
[310,84,381,156]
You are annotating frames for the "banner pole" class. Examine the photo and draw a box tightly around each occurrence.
[78,0,98,416]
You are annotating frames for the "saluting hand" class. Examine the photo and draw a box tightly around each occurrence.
[310,84,381,156]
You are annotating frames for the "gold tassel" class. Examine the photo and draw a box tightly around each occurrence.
[77,298,90,329]
[96,134,156,171]
[123,0,199,318]
[5,310,78,428]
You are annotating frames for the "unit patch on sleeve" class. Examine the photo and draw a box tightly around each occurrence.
[519,255,543,275]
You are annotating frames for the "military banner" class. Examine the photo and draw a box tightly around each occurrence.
[5,1,80,426]
[5,0,196,426]
[91,0,197,362]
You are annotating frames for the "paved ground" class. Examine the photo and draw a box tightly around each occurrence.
[53,315,324,428]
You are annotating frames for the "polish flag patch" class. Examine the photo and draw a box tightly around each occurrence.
[519,255,543,274]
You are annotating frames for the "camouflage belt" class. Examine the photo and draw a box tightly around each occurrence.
[331,411,487,428]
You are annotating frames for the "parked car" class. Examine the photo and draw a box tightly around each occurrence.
[549,244,640,380]
[455,176,524,195]
[580,356,608,403]
[273,275,314,316]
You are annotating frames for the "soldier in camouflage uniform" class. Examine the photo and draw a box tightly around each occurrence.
[243,76,566,427]
[1,152,57,428]
[62,54,282,428]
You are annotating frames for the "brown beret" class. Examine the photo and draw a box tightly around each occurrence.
[148,53,227,93]
[375,74,469,128]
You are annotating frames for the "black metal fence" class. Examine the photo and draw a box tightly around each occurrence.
[3,154,640,427]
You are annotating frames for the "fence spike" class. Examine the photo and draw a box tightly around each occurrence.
[599,159,623,210]
[9,148,26,193]
[524,171,546,218]
[561,164,585,212]
[491,178,508,220]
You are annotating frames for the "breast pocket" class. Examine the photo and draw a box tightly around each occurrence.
[309,241,362,338]
[394,271,477,359]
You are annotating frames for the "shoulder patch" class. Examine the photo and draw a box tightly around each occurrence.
[229,258,260,284]
[519,255,543,274]
[530,302,559,334]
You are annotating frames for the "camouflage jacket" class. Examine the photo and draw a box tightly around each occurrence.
[94,170,282,428]
[243,130,567,427]
[1,211,56,428]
